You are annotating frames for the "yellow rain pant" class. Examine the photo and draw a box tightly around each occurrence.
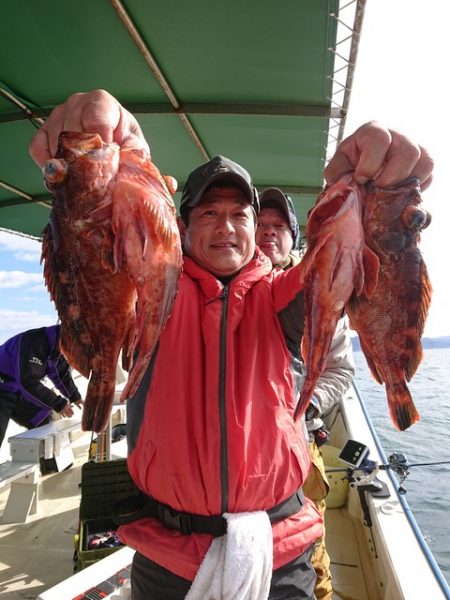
[303,441,333,600]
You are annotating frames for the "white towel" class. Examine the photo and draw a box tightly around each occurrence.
[185,510,273,600]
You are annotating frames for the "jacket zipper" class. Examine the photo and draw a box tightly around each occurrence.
[219,285,229,514]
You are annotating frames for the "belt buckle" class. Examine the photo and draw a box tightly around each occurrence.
[158,505,192,535]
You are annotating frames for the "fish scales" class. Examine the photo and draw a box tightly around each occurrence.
[41,132,182,432]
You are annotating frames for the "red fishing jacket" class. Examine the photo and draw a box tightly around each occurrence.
[119,249,323,580]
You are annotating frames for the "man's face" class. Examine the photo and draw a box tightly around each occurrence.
[256,207,293,265]
[183,186,256,278]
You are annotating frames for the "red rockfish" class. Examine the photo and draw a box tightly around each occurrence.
[42,132,182,432]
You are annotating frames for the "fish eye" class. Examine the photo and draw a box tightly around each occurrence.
[402,206,431,230]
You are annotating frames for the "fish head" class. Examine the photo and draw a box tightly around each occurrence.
[42,132,120,215]
[363,178,431,258]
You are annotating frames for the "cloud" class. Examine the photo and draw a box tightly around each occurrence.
[0,309,57,344]
[0,230,41,262]
[0,270,44,288]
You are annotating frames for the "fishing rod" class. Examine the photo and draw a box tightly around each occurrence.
[407,460,450,467]
[326,457,450,474]
[324,440,450,495]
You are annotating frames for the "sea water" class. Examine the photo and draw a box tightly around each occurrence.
[352,346,450,585]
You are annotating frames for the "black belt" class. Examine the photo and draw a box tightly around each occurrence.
[113,488,304,537]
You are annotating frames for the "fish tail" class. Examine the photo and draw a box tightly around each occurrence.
[294,384,315,420]
[120,359,148,401]
[386,382,420,431]
[81,372,117,433]
[295,361,322,420]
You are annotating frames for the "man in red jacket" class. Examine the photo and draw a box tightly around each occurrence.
[29,90,434,600]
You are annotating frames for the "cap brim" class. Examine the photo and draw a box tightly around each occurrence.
[188,172,255,208]
[259,187,291,223]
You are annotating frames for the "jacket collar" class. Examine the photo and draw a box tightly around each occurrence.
[182,247,272,300]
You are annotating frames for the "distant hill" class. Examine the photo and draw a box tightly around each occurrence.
[351,335,450,351]
[422,336,450,349]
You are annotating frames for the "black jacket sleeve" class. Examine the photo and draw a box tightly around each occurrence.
[48,353,82,403]
[18,329,70,412]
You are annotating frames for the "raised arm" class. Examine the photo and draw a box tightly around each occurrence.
[28,89,149,167]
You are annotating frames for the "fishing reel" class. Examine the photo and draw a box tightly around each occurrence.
[387,452,410,494]
[338,441,411,495]
[338,440,390,528]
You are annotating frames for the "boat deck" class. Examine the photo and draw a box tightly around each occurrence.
[0,436,92,598]
[328,507,378,600]
[0,432,371,600]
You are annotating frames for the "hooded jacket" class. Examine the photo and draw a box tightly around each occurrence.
[120,249,323,580]
[0,325,81,426]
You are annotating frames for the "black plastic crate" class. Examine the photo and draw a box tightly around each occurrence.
[75,458,138,571]
[79,458,137,519]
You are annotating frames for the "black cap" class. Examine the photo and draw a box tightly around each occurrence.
[259,187,301,250]
[180,155,259,223]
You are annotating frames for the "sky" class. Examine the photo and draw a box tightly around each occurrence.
[0,0,449,343]
[342,0,450,338]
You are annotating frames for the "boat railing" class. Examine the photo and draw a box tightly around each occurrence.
[352,381,450,599]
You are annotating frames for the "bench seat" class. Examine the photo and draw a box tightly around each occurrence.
[0,460,40,523]
[8,418,82,472]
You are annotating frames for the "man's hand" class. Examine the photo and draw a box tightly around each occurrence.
[28,89,149,168]
[72,399,84,410]
[59,403,74,418]
[325,121,434,190]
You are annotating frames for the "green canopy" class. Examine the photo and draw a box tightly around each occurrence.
[0,0,365,238]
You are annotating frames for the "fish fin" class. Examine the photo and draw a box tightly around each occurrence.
[41,224,94,376]
[41,224,57,298]
[352,250,365,297]
[299,232,335,284]
[121,323,135,373]
[358,337,384,385]
[60,323,93,378]
[294,386,312,420]
[403,261,432,381]
[361,246,380,298]
[404,342,423,382]
[298,309,337,421]
[300,328,309,367]
[123,262,181,400]
[386,382,420,431]
[82,370,117,432]
[295,349,332,420]
[120,359,148,401]
[416,260,433,338]
[163,174,178,195]
[328,250,344,291]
